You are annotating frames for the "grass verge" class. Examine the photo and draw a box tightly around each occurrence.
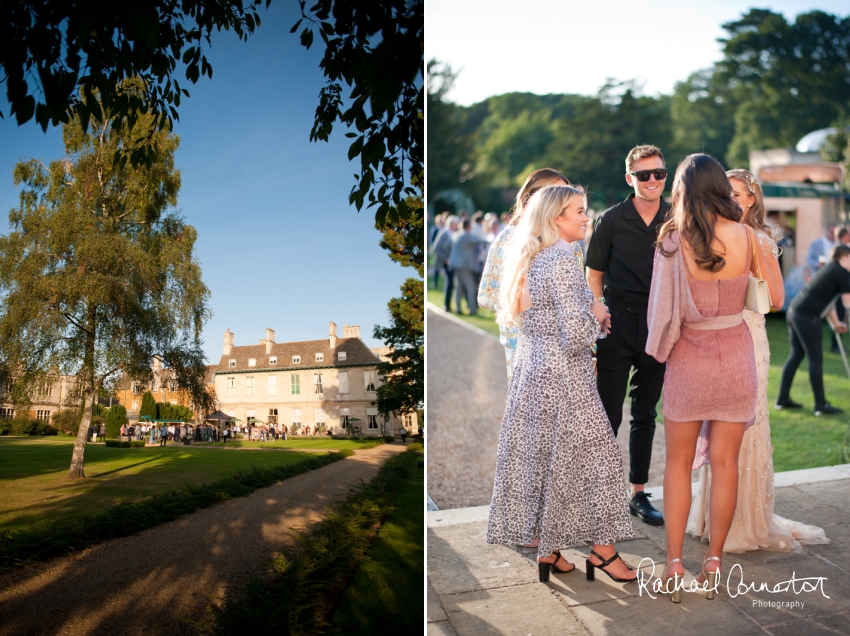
[0,450,353,572]
[207,443,424,636]
[327,447,424,634]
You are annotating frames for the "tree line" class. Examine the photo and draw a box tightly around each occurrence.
[429,8,850,212]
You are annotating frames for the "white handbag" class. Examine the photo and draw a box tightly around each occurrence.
[745,226,772,314]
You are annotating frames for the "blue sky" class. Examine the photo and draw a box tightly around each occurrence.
[0,2,412,364]
[427,1,850,105]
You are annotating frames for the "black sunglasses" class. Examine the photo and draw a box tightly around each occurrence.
[629,169,668,182]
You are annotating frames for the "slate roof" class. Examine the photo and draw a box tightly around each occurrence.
[212,337,380,376]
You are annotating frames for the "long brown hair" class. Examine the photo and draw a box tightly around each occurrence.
[657,154,742,272]
[726,168,771,236]
[509,168,569,226]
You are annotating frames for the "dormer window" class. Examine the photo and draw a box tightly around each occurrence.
[269,356,277,365]
[316,353,324,362]
[338,352,347,361]
[228,359,236,368]
[292,355,301,364]
[248,358,256,367]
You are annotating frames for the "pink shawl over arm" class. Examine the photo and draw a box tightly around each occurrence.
[645,231,702,362]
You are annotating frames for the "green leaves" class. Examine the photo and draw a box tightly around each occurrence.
[0,0,267,168]
[294,0,423,242]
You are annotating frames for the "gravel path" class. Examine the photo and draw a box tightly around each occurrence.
[0,443,405,636]
[427,305,668,510]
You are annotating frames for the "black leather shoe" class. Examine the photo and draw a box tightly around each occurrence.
[814,403,843,416]
[775,398,803,410]
[630,491,664,526]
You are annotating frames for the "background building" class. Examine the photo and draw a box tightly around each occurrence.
[0,376,79,424]
[210,322,415,437]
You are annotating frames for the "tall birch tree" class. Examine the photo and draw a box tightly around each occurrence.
[0,81,212,478]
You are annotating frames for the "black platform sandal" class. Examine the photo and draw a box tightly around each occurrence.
[537,550,575,582]
[585,549,638,583]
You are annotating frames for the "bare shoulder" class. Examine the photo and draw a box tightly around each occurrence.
[715,219,749,249]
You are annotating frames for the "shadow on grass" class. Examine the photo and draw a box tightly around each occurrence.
[0,440,319,533]
[0,446,375,636]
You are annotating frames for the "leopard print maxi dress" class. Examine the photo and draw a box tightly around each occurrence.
[486,241,635,557]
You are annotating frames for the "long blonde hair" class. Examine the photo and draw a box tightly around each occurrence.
[498,185,586,326]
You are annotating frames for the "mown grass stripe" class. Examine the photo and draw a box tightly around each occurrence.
[0,449,353,572]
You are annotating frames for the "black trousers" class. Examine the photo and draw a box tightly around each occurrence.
[595,306,666,485]
[442,264,455,312]
[779,309,826,405]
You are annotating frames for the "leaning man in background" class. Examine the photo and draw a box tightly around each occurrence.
[585,144,669,526]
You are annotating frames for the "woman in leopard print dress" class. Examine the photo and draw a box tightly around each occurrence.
[486,185,636,582]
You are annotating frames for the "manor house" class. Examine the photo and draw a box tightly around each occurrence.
[211,322,414,437]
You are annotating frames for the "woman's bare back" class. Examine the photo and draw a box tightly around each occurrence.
[682,219,750,281]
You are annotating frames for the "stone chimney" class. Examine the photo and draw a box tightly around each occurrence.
[263,328,275,354]
[152,355,163,370]
[343,324,361,339]
[329,321,338,349]
[223,329,234,356]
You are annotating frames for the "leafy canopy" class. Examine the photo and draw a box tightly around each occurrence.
[0,0,266,167]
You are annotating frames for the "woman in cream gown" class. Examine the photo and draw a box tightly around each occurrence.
[687,169,829,553]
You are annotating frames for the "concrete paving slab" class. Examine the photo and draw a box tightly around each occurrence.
[569,594,768,636]
[765,610,850,636]
[428,525,539,595]
[427,621,458,636]
[440,584,586,636]
[428,583,448,622]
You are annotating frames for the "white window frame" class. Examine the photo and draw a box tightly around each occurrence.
[228,359,236,368]
[337,351,347,361]
[36,409,51,422]
[314,373,324,394]
[246,377,255,397]
[0,407,14,420]
[403,413,413,428]
[292,355,301,364]
[268,375,278,395]
[367,407,378,430]
[314,408,326,424]
[315,353,324,362]
[269,356,277,365]
[268,408,278,424]
[248,358,256,367]
[292,408,302,424]
[132,400,139,410]
[338,371,349,394]
[291,374,300,394]
[227,377,235,397]
[364,371,376,392]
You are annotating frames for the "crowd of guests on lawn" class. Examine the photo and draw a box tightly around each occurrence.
[96,422,419,445]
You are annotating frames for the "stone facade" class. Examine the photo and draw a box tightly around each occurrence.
[211,322,415,437]
[0,376,80,423]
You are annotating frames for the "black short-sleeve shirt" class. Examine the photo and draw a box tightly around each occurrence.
[585,194,670,309]
[790,261,850,315]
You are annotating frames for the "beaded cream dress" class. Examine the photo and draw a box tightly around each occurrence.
[686,230,829,553]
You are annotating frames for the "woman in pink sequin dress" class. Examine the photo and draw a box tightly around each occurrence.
[687,169,829,553]
[646,154,768,599]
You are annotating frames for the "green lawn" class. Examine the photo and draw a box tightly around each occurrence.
[430,276,850,471]
[0,437,319,532]
[328,451,424,635]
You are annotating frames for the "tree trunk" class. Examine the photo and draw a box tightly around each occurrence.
[68,389,95,480]
[68,307,97,480]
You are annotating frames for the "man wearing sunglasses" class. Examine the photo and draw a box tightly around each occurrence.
[585,145,670,527]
